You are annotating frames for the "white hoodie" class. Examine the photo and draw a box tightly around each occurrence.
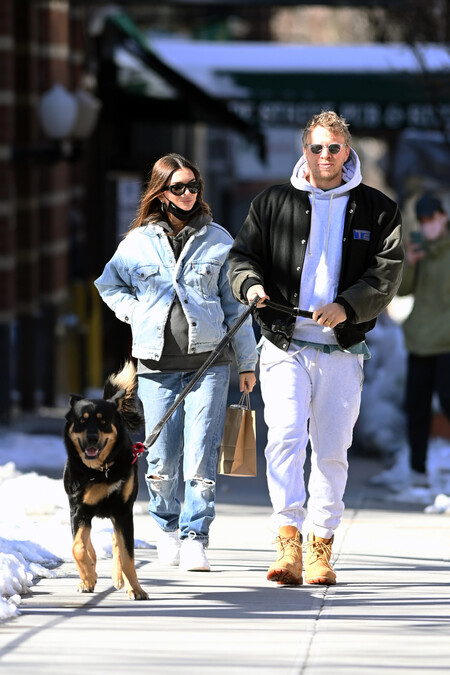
[290,148,362,344]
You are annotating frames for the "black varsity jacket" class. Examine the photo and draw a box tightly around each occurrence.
[227,182,404,351]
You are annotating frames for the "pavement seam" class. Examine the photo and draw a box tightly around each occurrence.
[293,585,331,675]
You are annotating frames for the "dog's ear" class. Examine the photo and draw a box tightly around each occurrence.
[66,394,83,420]
[108,389,126,409]
[65,394,83,421]
[69,394,83,407]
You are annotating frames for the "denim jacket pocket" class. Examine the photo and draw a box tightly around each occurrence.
[191,262,220,298]
[131,264,159,296]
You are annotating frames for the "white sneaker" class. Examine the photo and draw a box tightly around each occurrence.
[179,537,210,572]
[156,530,180,566]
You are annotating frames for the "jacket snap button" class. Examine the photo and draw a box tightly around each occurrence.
[192,322,197,327]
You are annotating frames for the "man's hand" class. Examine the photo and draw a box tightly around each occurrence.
[239,372,256,393]
[246,284,270,308]
[313,302,347,328]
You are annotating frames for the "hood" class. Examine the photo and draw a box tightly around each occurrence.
[290,148,362,197]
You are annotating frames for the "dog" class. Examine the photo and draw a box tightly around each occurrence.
[63,360,148,600]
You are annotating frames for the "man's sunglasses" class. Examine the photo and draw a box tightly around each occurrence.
[306,143,347,155]
[164,180,200,196]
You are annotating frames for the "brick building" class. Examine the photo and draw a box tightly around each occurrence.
[0,1,96,419]
[0,2,263,421]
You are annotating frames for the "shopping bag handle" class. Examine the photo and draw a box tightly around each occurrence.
[230,391,251,410]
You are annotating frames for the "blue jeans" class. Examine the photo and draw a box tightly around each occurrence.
[138,365,230,544]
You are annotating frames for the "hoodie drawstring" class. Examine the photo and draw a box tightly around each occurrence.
[308,192,315,257]
[324,192,335,262]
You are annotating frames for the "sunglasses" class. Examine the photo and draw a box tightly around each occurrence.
[165,180,200,196]
[306,143,347,155]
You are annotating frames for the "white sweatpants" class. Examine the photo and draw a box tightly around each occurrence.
[260,340,364,539]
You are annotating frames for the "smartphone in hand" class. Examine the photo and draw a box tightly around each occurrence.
[410,230,425,251]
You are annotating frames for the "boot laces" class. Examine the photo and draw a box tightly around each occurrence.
[305,539,333,565]
[273,535,302,556]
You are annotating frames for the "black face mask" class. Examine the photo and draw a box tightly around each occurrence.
[166,199,201,221]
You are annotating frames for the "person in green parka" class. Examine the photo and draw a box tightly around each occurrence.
[398,192,450,485]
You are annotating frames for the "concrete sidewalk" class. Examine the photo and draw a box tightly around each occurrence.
[1,454,449,674]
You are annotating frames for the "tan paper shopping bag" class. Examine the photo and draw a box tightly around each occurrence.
[218,393,257,477]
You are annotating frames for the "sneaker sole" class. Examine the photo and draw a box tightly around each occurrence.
[267,568,302,585]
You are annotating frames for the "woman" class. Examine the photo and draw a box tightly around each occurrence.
[95,153,257,572]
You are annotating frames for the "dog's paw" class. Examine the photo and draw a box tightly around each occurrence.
[113,575,125,590]
[77,580,96,593]
[127,587,149,601]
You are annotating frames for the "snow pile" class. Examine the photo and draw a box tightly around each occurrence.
[354,311,408,459]
[369,436,450,505]
[355,310,450,505]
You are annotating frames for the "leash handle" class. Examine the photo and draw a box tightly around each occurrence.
[263,299,313,319]
[262,299,345,327]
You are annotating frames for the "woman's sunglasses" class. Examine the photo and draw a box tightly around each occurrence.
[306,143,347,155]
[165,180,200,196]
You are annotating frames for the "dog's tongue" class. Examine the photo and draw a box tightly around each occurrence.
[85,447,99,458]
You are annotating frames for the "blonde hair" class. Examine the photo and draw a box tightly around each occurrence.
[302,110,351,147]
[128,153,211,233]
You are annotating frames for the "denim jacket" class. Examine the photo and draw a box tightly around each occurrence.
[94,221,257,371]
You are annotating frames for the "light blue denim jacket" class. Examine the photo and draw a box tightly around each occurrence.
[94,221,258,371]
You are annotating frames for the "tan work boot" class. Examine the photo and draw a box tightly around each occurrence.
[304,532,336,585]
[267,526,302,585]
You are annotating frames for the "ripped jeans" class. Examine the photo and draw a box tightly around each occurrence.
[138,365,230,544]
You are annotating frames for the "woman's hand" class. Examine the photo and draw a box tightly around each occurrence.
[239,372,256,393]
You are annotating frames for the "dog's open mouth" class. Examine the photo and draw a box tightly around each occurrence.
[85,446,100,459]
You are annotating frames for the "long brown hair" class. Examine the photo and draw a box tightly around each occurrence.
[129,153,211,233]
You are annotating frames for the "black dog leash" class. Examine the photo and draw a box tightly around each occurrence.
[265,298,347,326]
[143,298,259,449]
[142,297,316,450]
[263,299,313,319]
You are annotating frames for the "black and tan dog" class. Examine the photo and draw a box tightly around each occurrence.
[63,360,148,600]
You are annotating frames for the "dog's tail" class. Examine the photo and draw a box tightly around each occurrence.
[103,360,144,432]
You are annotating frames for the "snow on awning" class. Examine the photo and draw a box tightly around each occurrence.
[148,38,450,132]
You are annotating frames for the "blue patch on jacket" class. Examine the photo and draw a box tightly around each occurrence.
[354,230,371,241]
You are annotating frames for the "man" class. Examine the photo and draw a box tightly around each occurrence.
[398,192,450,486]
[228,111,403,586]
